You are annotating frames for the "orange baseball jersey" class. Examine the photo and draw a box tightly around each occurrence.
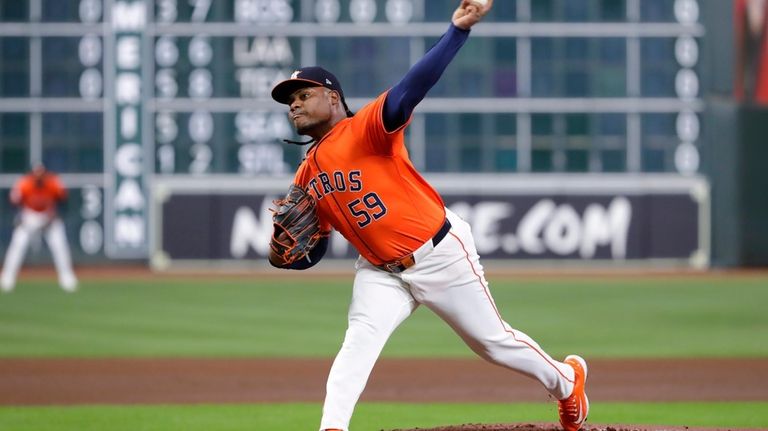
[293,91,446,266]
[10,172,67,214]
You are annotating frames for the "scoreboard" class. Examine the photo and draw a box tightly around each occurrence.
[0,0,706,262]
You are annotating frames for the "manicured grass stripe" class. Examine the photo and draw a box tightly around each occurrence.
[0,402,767,431]
[0,277,766,358]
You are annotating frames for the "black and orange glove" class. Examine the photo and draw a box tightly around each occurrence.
[270,185,325,265]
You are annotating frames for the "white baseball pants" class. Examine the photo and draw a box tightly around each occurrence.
[319,208,575,431]
[1,210,78,292]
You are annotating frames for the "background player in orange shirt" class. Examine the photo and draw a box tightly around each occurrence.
[1,164,78,292]
[269,1,588,430]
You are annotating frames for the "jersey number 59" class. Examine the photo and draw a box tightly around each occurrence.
[347,192,387,228]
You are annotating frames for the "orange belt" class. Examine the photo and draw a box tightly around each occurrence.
[376,218,452,273]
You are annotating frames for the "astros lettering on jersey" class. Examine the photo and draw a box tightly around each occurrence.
[292,92,445,266]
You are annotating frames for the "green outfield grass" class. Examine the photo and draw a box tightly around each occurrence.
[0,275,766,358]
[1,402,767,430]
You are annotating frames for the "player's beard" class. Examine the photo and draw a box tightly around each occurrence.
[294,117,315,136]
[294,114,330,137]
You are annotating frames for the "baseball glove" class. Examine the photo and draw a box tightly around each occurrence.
[270,184,324,265]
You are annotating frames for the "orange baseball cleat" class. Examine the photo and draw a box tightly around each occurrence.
[558,355,589,431]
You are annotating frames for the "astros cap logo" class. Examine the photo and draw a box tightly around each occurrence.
[291,70,301,79]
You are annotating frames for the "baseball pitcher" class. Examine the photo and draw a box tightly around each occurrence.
[268,1,588,430]
[1,164,78,292]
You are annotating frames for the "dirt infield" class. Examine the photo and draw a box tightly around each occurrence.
[1,357,766,406]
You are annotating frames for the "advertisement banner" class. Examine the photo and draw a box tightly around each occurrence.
[155,187,707,268]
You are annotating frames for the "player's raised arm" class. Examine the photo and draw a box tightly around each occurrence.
[382,0,493,132]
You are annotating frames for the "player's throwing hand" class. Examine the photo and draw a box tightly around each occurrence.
[452,0,494,30]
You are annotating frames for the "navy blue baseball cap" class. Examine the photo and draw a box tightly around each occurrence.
[271,66,347,106]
